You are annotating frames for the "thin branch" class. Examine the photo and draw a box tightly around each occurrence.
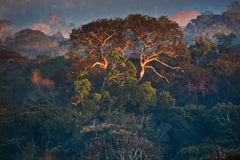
[102,33,115,47]
[145,65,169,83]
[92,55,108,69]
[152,58,181,70]
[92,62,107,69]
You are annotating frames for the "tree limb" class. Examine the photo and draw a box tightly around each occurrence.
[145,65,169,83]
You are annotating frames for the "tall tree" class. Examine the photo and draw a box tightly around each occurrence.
[70,14,188,82]
[70,18,131,71]
[124,15,185,81]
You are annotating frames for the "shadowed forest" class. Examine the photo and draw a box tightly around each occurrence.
[0,10,240,160]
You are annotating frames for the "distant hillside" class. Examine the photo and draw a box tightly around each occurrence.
[184,12,240,41]
[1,29,71,58]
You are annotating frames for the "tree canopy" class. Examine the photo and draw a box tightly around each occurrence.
[70,14,188,82]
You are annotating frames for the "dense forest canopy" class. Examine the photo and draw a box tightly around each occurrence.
[0,14,240,160]
[184,11,240,47]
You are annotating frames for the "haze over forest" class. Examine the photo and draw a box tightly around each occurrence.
[0,1,240,160]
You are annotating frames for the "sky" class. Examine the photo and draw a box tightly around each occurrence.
[0,0,235,38]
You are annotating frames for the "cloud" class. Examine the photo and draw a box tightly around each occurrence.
[0,0,233,32]
[32,23,51,35]
[0,19,12,41]
[170,11,201,27]
[31,14,74,38]
[0,0,37,23]
[47,13,63,23]
[31,69,55,87]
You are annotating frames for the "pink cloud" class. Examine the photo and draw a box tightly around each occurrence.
[170,11,201,27]
[0,19,12,40]
[31,13,74,38]
[32,23,51,35]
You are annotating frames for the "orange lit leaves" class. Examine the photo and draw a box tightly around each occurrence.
[31,69,55,87]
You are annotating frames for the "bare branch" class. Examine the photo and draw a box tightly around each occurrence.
[145,65,169,83]
[152,58,180,71]
[92,55,108,69]
[92,62,107,69]
[102,33,115,47]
